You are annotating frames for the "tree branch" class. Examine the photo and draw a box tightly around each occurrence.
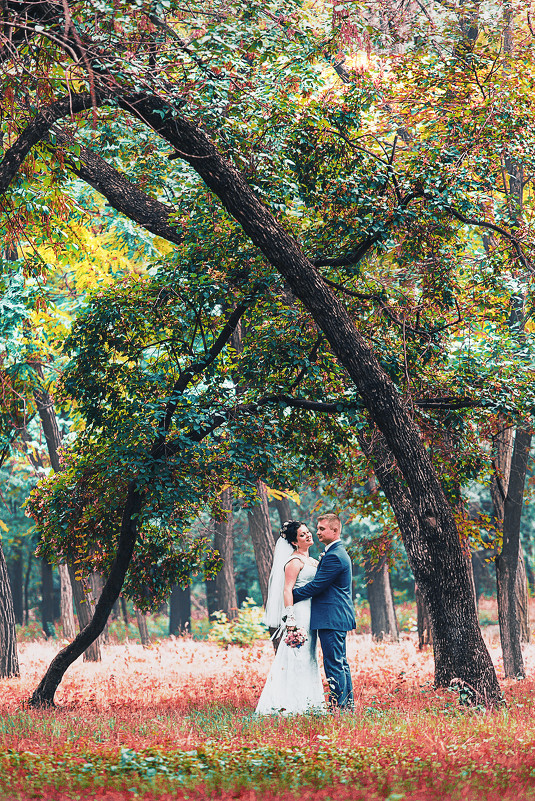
[0,93,107,196]
[53,133,184,246]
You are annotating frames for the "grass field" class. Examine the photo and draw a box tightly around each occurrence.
[2,622,535,800]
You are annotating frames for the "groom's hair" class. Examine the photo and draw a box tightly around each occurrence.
[318,512,341,533]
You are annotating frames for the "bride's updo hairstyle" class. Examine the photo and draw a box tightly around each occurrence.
[279,520,303,548]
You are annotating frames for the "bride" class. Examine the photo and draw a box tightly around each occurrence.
[256,520,326,715]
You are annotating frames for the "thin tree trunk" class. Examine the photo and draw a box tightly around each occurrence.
[212,487,238,618]
[365,553,399,641]
[120,595,130,627]
[169,583,191,635]
[90,573,109,645]
[33,365,101,655]
[7,547,23,625]
[58,563,76,641]
[68,566,101,662]
[135,608,150,646]
[29,305,246,707]
[496,428,531,678]
[30,480,143,706]
[41,559,55,638]
[205,578,217,619]
[24,551,33,625]
[0,541,19,677]
[273,496,292,526]
[415,583,433,649]
[516,549,530,644]
[247,480,276,605]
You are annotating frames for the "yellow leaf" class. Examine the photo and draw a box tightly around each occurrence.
[265,487,300,504]
[0,519,8,532]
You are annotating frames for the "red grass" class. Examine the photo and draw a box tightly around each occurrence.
[2,631,535,799]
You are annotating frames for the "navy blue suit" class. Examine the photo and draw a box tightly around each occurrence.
[292,540,356,709]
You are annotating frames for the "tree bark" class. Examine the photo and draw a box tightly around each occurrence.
[135,608,150,646]
[365,553,399,641]
[58,563,76,641]
[169,583,191,635]
[273,496,292,526]
[68,566,101,662]
[415,583,433,649]
[247,480,277,605]
[24,551,33,625]
[515,549,530,644]
[360,431,499,702]
[496,428,531,678]
[90,573,109,645]
[7,548,23,625]
[0,541,19,677]
[58,136,184,246]
[208,488,238,618]
[40,559,55,638]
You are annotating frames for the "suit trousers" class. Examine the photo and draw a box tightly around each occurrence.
[318,628,354,709]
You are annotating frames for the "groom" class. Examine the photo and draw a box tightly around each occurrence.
[292,512,356,710]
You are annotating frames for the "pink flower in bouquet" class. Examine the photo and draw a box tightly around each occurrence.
[284,628,307,649]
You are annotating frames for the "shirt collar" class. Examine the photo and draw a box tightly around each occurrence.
[324,539,341,552]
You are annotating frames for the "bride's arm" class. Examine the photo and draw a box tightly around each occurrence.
[283,559,303,628]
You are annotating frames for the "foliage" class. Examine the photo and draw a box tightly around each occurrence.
[208,599,268,647]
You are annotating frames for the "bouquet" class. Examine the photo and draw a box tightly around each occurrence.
[284,628,308,649]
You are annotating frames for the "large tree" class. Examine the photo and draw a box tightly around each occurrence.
[3,0,535,705]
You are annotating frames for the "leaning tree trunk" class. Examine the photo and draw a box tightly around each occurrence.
[33,368,102,652]
[0,542,19,678]
[29,304,247,706]
[364,552,399,641]
[169,583,191,635]
[496,428,531,678]
[359,431,500,703]
[29,481,143,706]
[247,479,276,604]
[122,102,501,704]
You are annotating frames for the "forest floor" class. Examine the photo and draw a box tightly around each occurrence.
[2,622,535,800]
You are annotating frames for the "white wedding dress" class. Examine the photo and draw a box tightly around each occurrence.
[256,558,326,715]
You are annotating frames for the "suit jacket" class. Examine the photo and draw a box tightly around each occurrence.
[292,540,356,631]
